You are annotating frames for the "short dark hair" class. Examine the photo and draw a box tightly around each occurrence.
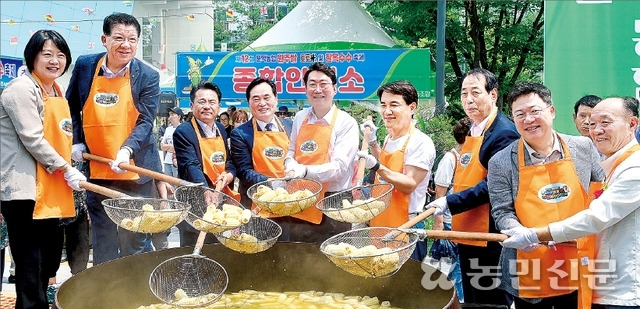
[453,117,472,145]
[103,13,141,37]
[376,80,418,107]
[573,95,601,115]
[190,80,222,103]
[24,30,72,74]
[245,77,277,101]
[303,62,336,85]
[506,82,552,108]
[461,68,499,93]
[620,96,639,118]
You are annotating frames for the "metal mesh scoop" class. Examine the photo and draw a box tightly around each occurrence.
[315,183,393,223]
[247,178,322,216]
[214,216,282,254]
[102,198,190,233]
[320,227,418,278]
[175,185,249,234]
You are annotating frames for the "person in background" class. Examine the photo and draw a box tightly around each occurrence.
[161,107,184,178]
[283,62,359,243]
[0,214,8,291]
[219,111,232,137]
[425,68,519,307]
[356,80,436,261]
[66,13,164,265]
[230,78,293,210]
[501,97,640,309]
[573,94,601,137]
[232,109,249,129]
[173,81,238,246]
[636,126,639,143]
[489,82,604,308]
[1,29,85,309]
[276,105,290,118]
[432,116,471,302]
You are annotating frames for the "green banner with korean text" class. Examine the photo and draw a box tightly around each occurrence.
[544,1,640,135]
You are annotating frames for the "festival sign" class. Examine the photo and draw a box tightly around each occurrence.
[175,49,431,108]
[0,56,25,89]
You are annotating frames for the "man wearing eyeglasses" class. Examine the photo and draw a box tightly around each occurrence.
[488,82,604,308]
[283,62,359,243]
[173,81,239,246]
[425,68,519,307]
[66,13,164,264]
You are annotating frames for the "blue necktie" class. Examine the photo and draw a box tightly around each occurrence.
[265,123,274,131]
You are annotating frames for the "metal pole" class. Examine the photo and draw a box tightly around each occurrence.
[435,0,447,116]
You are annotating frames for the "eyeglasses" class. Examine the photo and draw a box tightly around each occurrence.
[306,81,332,90]
[512,105,551,121]
[194,100,219,107]
[108,35,138,45]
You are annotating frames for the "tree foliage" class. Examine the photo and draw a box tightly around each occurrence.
[365,0,544,109]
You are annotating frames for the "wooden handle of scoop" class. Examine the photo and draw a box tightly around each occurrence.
[397,208,436,229]
[424,230,507,242]
[83,153,194,187]
[79,181,129,198]
[356,116,373,183]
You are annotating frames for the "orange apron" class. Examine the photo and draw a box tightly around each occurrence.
[33,76,74,219]
[251,117,289,217]
[192,118,240,201]
[370,128,415,227]
[292,108,339,224]
[451,111,497,246]
[82,56,139,180]
[514,138,594,308]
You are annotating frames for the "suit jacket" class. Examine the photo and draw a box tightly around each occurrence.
[488,133,605,298]
[173,120,236,187]
[446,112,520,222]
[1,72,69,200]
[66,53,161,183]
[229,117,293,205]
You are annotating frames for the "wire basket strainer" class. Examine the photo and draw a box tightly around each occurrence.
[149,246,228,307]
[320,227,418,278]
[102,198,190,233]
[175,185,249,234]
[315,183,393,223]
[214,216,282,254]
[247,178,322,216]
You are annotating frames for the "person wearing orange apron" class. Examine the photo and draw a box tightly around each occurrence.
[426,69,519,307]
[1,30,86,309]
[66,14,164,265]
[356,81,436,261]
[283,62,359,243]
[504,97,640,309]
[489,82,604,309]
[173,81,239,246]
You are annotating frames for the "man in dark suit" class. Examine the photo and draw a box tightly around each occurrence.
[173,81,237,246]
[426,68,519,307]
[230,78,293,208]
[66,13,162,265]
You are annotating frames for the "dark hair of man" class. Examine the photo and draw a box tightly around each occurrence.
[103,12,141,37]
[453,117,472,145]
[303,62,337,85]
[376,80,419,108]
[24,29,72,74]
[620,96,639,118]
[461,68,499,94]
[506,82,553,108]
[573,94,601,115]
[190,80,222,103]
[245,77,277,101]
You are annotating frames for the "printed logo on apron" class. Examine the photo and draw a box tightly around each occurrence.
[299,139,318,154]
[538,182,571,203]
[93,92,120,107]
[59,117,73,136]
[263,146,285,159]
[209,151,225,165]
[459,152,472,167]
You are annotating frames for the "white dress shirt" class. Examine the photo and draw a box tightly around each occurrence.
[256,118,280,132]
[195,119,218,138]
[286,105,359,192]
